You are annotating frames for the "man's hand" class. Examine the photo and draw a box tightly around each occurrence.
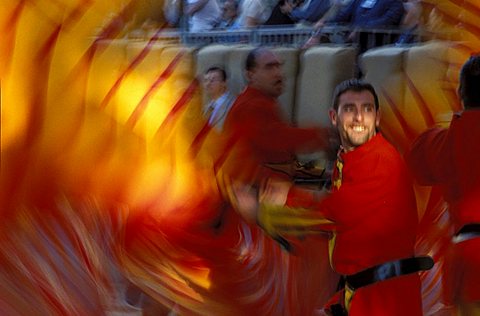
[259,179,292,206]
[258,204,333,237]
[302,35,320,49]
[314,19,325,30]
[227,181,259,224]
[257,203,334,252]
[185,0,210,15]
[280,1,294,14]
[226,178,334,252]
[346,30,358,43]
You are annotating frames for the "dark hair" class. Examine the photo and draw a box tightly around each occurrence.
[205,66,227,81]
[332,79,380,111]
[459,54,480,108]
[225,0,239,10]
[245,47,268,71]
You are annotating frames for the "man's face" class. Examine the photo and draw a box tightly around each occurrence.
[222,0,237,20]
[329,90,380,152]
[247,50,284,98]
[203,70,226,99]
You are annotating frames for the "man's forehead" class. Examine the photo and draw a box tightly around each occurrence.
[256,50,281,66]
[339,90,375,104]
[224,1,235,8]
[205,70,222,78]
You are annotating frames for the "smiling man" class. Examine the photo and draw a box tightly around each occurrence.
[245,79,432,315]
[302,79,426,315]
[329,86,380,152]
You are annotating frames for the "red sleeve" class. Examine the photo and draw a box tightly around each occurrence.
[286,186,321,209]
[287,147,416,230]
[324,162,407,224]
[404,127,452,185]
[226,97,328,163]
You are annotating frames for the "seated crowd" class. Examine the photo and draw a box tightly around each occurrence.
[164,0,431,48]
[176,0,425,46]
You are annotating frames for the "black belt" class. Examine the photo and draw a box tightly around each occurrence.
[344,256,434,291]
[456,223,480,236]
[453,223,480,243]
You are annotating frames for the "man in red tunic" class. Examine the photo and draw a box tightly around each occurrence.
[404,55,480,316]
[237,79,430,315]
[222,47,330,184]
[213,47,339,313]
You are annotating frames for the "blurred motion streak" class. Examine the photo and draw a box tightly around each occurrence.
[0,0,479,315]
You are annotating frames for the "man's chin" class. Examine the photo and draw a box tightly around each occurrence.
[271,90,283,98]
[347,135,370,147]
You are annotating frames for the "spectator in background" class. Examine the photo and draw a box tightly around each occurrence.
[304,0,404,48]
[395,0,423,45]
[400,0,422,29]
[319,0,404,29]
[185,0,221,32]
[237,0,279,28]
[217,0,241,30]
[279,0,333,25]
[310,0,351,26]
[202,67,236,131]
[163,0,182,27]
[263,0,302,26]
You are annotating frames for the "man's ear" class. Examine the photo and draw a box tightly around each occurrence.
[245,69,253,83]
[220,80,227,90]
[328,108,337,126]
[375,108,381,128]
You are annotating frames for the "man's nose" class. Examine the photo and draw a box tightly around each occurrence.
[275,68,284,79]
[353,107,364,121]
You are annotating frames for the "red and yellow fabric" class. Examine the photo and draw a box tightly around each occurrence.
[1,0,480,315]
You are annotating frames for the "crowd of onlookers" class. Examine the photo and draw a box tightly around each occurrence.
[106,0,462,50]
[165,0,423,37]
[157,0,432,48]
[99,0,467,49]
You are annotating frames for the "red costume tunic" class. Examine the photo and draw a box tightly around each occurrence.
[287,133,422,315]
[405,110,480,303]
[222,86,328,181]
